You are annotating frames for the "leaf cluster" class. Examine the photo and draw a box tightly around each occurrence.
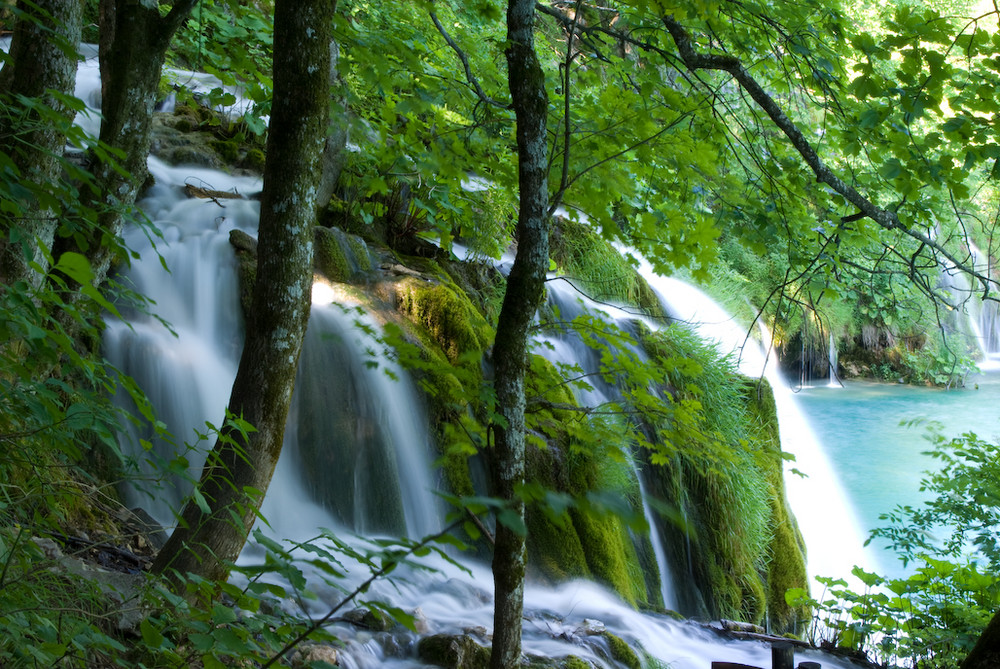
[790,428,1000,667]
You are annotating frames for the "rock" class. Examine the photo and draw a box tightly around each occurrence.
[122,506,169,551]
[417,633,491,669]
[39,543,147,632]
[579,618,605,635]
[720,619,766,634]
[229,228,258,253]
[342,606,395,631]
[290,643,338,668]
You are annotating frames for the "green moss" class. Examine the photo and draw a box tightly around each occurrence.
[571,507,646,607]
[549,217,664,317]
[602,632,642,669]
[347,235,372,271]
[562,657,592,669]
[739,378,809,634]
[242,147,266,172]
[397,278,491,363]
[314,226,351,283]
[210,138,240,163]
[525,445,592,582]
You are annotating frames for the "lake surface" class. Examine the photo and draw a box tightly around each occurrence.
[794,372,1000,575]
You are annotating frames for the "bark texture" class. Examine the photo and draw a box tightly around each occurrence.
[151,0,333,584]
[489,1,549,666]
[962,611,1000,669]
[0,0,82,287]
[68,0,197,287]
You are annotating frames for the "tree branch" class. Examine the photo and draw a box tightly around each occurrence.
[429,11,511,110]
[660,14,995,294]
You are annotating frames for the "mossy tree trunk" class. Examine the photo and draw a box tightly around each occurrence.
[56,0,197,288]
[489,1,549,666]
[151,0,334,585]
[0,0,82,288]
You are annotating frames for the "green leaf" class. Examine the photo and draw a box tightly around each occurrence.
[139,619,166,650]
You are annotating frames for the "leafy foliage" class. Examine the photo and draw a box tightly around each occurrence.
[788,428,1000,668]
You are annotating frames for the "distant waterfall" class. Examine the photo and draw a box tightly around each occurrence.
[638,272,871,582]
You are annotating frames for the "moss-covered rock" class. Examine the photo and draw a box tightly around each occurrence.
[601,632,642,669]
[634,324,806,625]
[230,229,258,317]
[739,378,809,635]
[417,634,491,669]
[549,217,664,318]
[396,277,492,363]
[314,226,373,284]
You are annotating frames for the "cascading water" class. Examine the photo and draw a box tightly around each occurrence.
[828,331,840,388]
[104,177,865,666]
[55,34,871,662]
[964,244,1000,368]
[541,278,677,611]
[640,273,872,582]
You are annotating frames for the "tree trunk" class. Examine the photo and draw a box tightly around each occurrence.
[151,0,333,585]
[489,1,549,666]
[0,0,82,288]
[962,610,1000,669]
[58,0,197,288]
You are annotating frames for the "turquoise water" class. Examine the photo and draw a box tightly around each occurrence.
[795,372,1000,575]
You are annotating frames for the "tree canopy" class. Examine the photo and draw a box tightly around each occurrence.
[4,0,1000,666]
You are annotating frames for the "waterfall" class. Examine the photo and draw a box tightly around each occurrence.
[62,42,871,664]
[105,158,260,522]
[966,244,1000,369]
[540,278,678,610]
[828,331,839,387]
[282,303,442,540]
[640,272,872,582]
[106,158,441,537]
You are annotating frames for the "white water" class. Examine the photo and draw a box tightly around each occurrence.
[48,38,869,665]
[104,178,864,666]
[642,273,873,583]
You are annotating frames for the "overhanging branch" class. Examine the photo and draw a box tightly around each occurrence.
[660,14,995,294]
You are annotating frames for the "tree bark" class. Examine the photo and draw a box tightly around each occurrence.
[489,1,549,666]
[0,0,82,288]
[60,0,197,288]
[151,0,333,585]
[962,610,1000,669]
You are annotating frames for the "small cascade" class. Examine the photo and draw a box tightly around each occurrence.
[105,158,261,522]
[966,244,1000,368]
[540,278,678,610]
[107,158,440,537]
[284,303,442,539]
[639,273,872,582]
[827,331,840,387]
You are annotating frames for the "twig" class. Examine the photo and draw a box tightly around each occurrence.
[261,519,465,669]
[429,11,511,110]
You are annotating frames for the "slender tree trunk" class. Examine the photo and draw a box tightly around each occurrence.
[57,0,197,288]
[489,1,549,666]
[151,0,333,585]
[0,0,82,288]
